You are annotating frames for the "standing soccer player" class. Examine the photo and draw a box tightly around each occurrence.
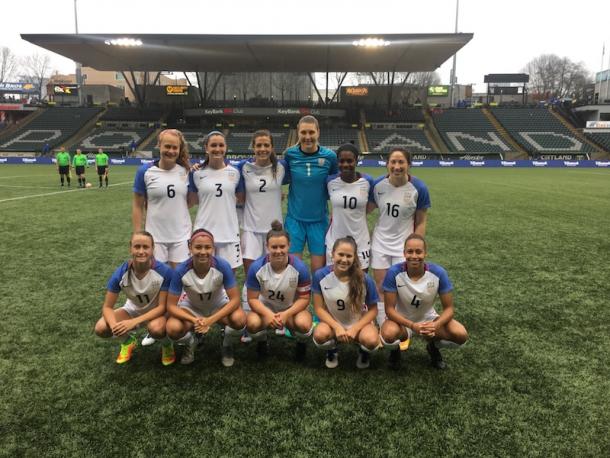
[55,147,71,187]
[95,147,109,188]
[284,115,338,274]
[380,234,468,370]
[72,149,88,188]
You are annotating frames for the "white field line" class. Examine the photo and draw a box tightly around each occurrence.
[0,184,59,189]
[0,180,132,203]
[0,175,37,179]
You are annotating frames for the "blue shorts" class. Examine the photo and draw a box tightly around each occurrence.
[285,215,328,256]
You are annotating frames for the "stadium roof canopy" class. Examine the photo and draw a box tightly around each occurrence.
[21,33,473,73]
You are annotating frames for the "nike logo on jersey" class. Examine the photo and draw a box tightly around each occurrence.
[377,192,385,195]
[323,286,332,290]
[396,283,408,288]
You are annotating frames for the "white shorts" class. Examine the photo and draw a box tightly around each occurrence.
[326,240,371,269]
[400,309,440,339]
[154,240,190,264]
[370,250,405,270]
[241,231,267,261]
[215,241,243,269]
[120,299,157,321]
[178,293,228,318]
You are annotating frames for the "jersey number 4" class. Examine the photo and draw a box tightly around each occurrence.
[411,295,421,308]
[268,290,285,301]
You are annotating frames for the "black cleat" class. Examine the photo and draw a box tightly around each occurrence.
[256,340,268,359]
[389,348,401,370]
[294,342,307,362]
[426,341,447,370]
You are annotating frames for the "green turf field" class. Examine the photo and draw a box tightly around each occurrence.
[1,164,609,457]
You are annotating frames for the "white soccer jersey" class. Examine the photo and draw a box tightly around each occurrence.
[382,262,453,322]
[312,266,379,328]
[107,260,173,313]
[371,175,431,256]
[133,162,192,243]
[189,165,241,243]
[239,159,287,233]
[169,256,236,317]
[325,173,375,262]
[246,254,311,312]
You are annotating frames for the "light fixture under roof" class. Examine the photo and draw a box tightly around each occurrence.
[352,38,390,48]
[104,38,143,47]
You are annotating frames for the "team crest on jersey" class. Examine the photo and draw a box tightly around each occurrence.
[403,192,414,203]
[426,281,435,290]
[318,158,325,166]
[289,277,297,288]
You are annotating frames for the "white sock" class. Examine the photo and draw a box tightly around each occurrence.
[294,324,314,342]
[223,325,245,347]
[173,332,193,346]
[249,330,268,342]
[380,335,400,350]
[436,339,462,349]
[241,284,250,311]
[359,343,376,353]
[313,337,336,349]
[376,302,386,326]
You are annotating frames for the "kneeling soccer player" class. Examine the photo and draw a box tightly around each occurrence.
[94,231,175,365]
[165,229,245,367]
[380,234,468,370]
[245,220,313,361]
[312,237,380,369]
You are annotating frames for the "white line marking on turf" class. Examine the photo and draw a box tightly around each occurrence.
[0,184,58,189]
[0,181,132,203]
[0,175,36,179]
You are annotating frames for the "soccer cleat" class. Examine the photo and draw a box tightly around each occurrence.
[325,348,339,369]
[240,330,252,344]
[294,342,307,362]
[141,333,156,347]
[180,339,196,365]
[426,341,447,370]
[256,340,268,359]
[389,349,401,370]
[116,336,136,364]
[356,348,371,369]
[275,327,286,336]
[399,337,411,352]
[221,345,234,367]
[161,343,176,366]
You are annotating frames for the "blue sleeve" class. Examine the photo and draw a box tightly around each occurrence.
[311,268,324,294]
[168,267,185,296]
[382,265,400,292]
[364,174,375,203]
[188,171,198,193]
[412,177,431,209]
[364,274,380,305]
[236,160,246,193]
[133,165,147,195]
[372,175,385,206]
[279,159,290,185]
[428,264,453,294]
[245,257,264,291]
[216,257,237,289]
[106,263,127,293]
[294,258,311,286]
[157,263,173,291]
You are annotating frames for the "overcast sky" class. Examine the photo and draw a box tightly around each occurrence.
[3,0,610,91]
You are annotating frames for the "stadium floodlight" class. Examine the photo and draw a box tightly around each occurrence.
[104,38,143,47]
[352,38,390,48]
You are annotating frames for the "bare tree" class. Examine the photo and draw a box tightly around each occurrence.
[1,47,18,82]
[523,54,592,99]
[21,52,52,100]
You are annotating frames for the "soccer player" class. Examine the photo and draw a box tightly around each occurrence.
[94,231,176,366]
[132,129,192,268]
[312,237,380,369]
[245,220,313,361]
[370,147,430,323]
[72,148,88,188]
[284,115,338,274]
[380,234,468,370]
[325,143,375,270]
[55,146,71,187]
[165,229,245,367]
[95,147,109,188]
[189,131,243,271]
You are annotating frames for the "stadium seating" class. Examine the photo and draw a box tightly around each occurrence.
[0,107,102,152]
[491,107,595,154]
[585,132,610,152]
[319,128,361,151]
[365,108,424,123]
[101,107,164,122]
[432,109,511,154]
[225,129,289,155]
[76,126,154,153]
[366,129,434,153]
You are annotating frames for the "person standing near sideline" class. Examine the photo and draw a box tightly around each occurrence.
[72,148,88,188]
[55,146,71,187]
[283,115,338,274]
[95,148,109,188]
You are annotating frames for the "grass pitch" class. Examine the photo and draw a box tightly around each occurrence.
[0,165,609,457]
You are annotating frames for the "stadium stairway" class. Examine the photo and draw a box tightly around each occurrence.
[0,108,47,144]
[482,108,528,159]
[64,108,108,151]
[359,128,369,152]
[139,126,164,153]
[423,109,448,153]
[549,108,605,158]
